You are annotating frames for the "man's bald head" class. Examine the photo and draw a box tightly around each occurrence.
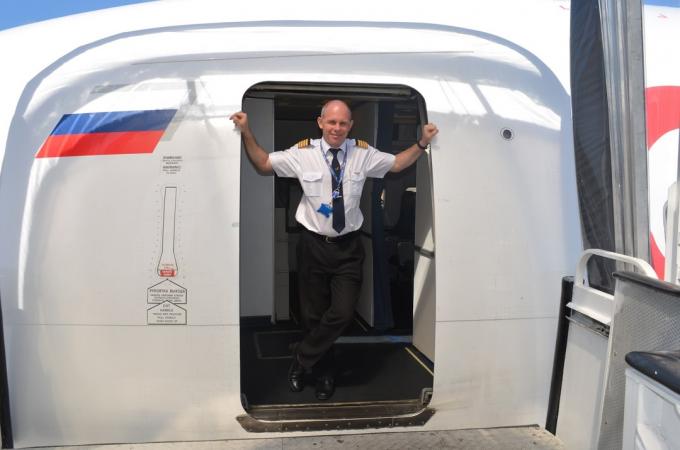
[317,99,354,148]
[320,100,352,120]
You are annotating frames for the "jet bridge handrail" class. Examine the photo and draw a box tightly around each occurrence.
[575,249,657,287]
[569,249,657,326]
[557,250,658,449]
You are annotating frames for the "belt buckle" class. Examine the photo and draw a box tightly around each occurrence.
[324,235,334,243]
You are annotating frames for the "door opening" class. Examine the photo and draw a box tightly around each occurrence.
[238,82,435,424]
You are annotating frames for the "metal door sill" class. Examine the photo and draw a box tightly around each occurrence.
[237,399,434,432]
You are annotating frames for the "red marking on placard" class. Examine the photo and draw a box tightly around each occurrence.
[36,130,165,158]
[159,269,176,277]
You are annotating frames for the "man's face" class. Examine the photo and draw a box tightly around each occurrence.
[317,102,353,148]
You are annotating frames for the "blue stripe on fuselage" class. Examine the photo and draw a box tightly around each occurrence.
[51,109,177,135]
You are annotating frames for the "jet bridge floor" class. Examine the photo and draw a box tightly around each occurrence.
[30,426,565,449]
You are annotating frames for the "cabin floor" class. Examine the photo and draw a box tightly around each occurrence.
[240,318,432,408]
[29,426,565,449]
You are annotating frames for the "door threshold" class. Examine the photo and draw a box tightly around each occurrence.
[238,399,434,432]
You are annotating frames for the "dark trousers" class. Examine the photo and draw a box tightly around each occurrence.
[295,229,364,372]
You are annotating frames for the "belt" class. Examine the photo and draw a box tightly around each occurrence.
[305,229,359,243]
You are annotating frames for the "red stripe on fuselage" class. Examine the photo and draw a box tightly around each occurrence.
[646,86,680,149]
[650,232,665,280]
[36,130,165,158]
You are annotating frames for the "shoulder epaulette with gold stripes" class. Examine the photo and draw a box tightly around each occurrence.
[296,138,312,149]
[355,139,369,149]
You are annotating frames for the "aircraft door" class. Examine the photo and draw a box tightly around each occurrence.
[240,97,276,319]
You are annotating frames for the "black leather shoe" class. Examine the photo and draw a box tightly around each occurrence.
[315,375,334,401]
[288,357,305,392]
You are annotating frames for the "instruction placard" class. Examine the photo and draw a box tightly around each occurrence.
[162,156,183,175]
[147,301,187,325]
[147,279,187,304]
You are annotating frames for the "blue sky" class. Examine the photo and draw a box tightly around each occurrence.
[1,0,154,31]
[1,0,678,31]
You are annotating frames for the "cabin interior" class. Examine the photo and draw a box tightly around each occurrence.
[238,83,436,418]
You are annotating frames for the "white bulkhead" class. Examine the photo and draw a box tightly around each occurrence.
[0,0,580,447]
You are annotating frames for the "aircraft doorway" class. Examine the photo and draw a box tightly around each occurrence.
[238,83,436,427]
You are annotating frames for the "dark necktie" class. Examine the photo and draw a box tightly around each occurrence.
[330,148,345,233]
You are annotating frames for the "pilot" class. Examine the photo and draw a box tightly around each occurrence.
[230,100,438,400]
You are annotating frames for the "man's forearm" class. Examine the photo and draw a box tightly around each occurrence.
[391,143,425,173]
[241,129,272,173]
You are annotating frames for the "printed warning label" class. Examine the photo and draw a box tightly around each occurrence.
[162,156,183,175]
[147,301,187,325]
[147,279,187,304]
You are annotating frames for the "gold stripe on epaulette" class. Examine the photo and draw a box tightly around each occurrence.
[355,139,368,149]
[296,138,312,148]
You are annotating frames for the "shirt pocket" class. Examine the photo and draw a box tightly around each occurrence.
[301,171,323,197]
[348,171,365,197]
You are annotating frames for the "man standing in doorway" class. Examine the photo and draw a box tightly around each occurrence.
[230,100,438,400]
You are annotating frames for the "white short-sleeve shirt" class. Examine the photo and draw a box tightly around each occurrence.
[269,138,395,236]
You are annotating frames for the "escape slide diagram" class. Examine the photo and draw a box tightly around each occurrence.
[148,186,187,325]
[157,186,178,277]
